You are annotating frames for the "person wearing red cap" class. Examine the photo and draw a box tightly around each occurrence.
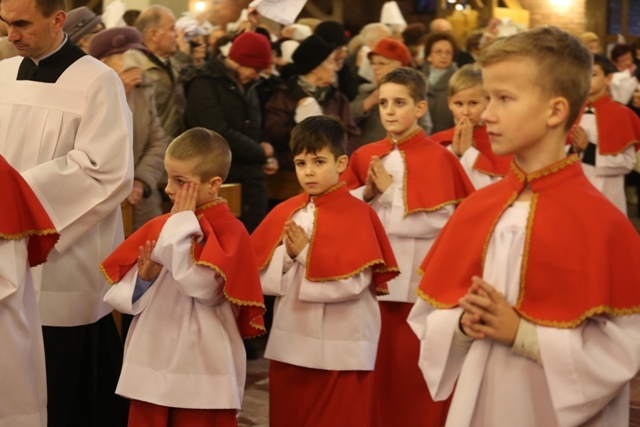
[349,38,431,154]
[184,31,277,233]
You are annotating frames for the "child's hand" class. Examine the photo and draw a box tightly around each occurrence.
[263,157,279,175]
[284,220,308,258]
[369,156,394,194]
[571,125,589,153]
[452,118,473,156]
[137,240,162,282]
[458,276,520,346]
[171,182,198,214]
[363,162,379,202]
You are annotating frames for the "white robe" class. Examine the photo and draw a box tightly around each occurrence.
[351,148,454,303]
[0,240,47,427]
[408,201,640,426]
[0,55,133,326]
[260,202,379,371]
[453,145,503,190]
[103,212,246,409]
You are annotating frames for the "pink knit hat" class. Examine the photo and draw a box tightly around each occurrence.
[228,32,272,70]
[368,38,412,67]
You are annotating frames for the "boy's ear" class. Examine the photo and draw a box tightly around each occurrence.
[416,100,428,118]
[547,96,570,128]
[336,154,349,173]
[207,176,223,194]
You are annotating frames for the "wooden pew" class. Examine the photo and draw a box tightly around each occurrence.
[267,170,302,201]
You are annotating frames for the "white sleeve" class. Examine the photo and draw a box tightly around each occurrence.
[259,244,293,297]
[22,68,133,253]
[408,298,469,401]
[595,145,637,176]
[610,71,637,105]
[370,184,454,238]
[0,240,27,302]
[151,211,225,306]
[538,314,640,426]
[297,256,373,303]
[103,267,154,315]
[459,146,499,190]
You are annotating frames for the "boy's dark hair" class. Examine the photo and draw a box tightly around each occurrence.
[34,0,66,16]
[423,31,458,59]
[593,54,617,76]
[478,26,591,131]
[166,127,232,182]
[378,67,428,104]
[290,116,346,159]
[610,44,632,64]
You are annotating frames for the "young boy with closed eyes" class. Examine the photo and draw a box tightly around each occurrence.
[342,67,474,427]
[101,127,265,427]
[251,115,398,427]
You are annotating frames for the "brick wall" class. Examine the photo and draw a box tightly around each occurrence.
[520,0,586,35]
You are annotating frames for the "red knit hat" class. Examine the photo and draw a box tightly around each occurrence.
[368,38,411,67]
[228,32,272,70]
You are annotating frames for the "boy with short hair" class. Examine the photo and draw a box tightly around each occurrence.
[342,67,474,427]
[430,64,513,189]
[409,27,640,426]
[101,127,266,427]
[251,116,399,427]
[569,53,640,214]
[0,156,58,427]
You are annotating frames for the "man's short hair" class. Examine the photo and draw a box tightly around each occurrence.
[378,67,428,104]
[448,64,482,97]
[166,127,232,182]
[478,26,591,131]
[290,116,346,159]
[135,5,170,40]
[35,0,66,17]
[593,54,617,76]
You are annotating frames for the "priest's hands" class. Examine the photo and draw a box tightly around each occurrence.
[363,156,393,202]
[171,182,198,215]
[137,240,162,282]
[284,220,308,259]
[458,276,520,346]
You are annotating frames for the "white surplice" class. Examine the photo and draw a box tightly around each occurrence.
[0,56,133,326]
[408,201,640,426]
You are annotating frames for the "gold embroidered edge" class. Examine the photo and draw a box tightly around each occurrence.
[416,288,457,309]
[0,228,57,240]
[515,193,537,308]
[404,197,465,217]
[519,304,640,328]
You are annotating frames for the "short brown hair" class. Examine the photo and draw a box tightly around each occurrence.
[378,67,428,104]
[166,128,231,182]
[448,64,482,97]
[423,31,458,58]
[478,26,591,131]
[290,116,346,159]
[34,0,66,17]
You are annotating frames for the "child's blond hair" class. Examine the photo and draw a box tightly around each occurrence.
[448,64,482,97]
[478,26,591,130]
[166,127,232,182]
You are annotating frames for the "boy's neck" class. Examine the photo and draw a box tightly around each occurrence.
[389,125,421,143]
[513,131,568,175]
[196,194,220,209]
[587,91,608,104]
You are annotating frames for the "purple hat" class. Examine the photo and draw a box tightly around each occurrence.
[89,27,146,60]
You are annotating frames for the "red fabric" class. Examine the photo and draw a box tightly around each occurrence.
[128,400,237,427]
[269,360,374,427]
[430,125,513,176]
[251,183,399,294]
[341,129,475,214]
[100,199,265,338]
[418,155,640,327]
[368,38,411,66]
[572,95,640,154]
[372,302,451,427]
[228,32,272,70]
[0,155,58,266]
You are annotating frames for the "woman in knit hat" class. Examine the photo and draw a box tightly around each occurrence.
[349,37,432,153]
[263,35,360,176]
[183,31,277,233]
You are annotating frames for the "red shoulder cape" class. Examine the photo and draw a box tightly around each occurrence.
[417,155,640,328]
[251,183,399,294]
[430,125,513,176]
[572,95,640,154]
[100,199,266,338]
[0,156,58,266]
[341,128,475,214]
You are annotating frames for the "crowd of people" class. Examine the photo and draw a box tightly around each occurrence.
[1,0,640,426]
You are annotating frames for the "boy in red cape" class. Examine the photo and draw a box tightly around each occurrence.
[0,155,58,427]
[568,53,640,214]
[101,128,265,427]
[251,116,398,427]
[341,67,474,427]
[430,64,513,189]
[408,27,640,427]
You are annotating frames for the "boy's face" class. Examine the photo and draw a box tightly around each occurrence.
[613,52,633,72]
[481,58,556,157]
[379,82,427,141]
[589,64,612,99]
[293,146,347,197]
[164,155,217,207]
[448,85,487,127]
